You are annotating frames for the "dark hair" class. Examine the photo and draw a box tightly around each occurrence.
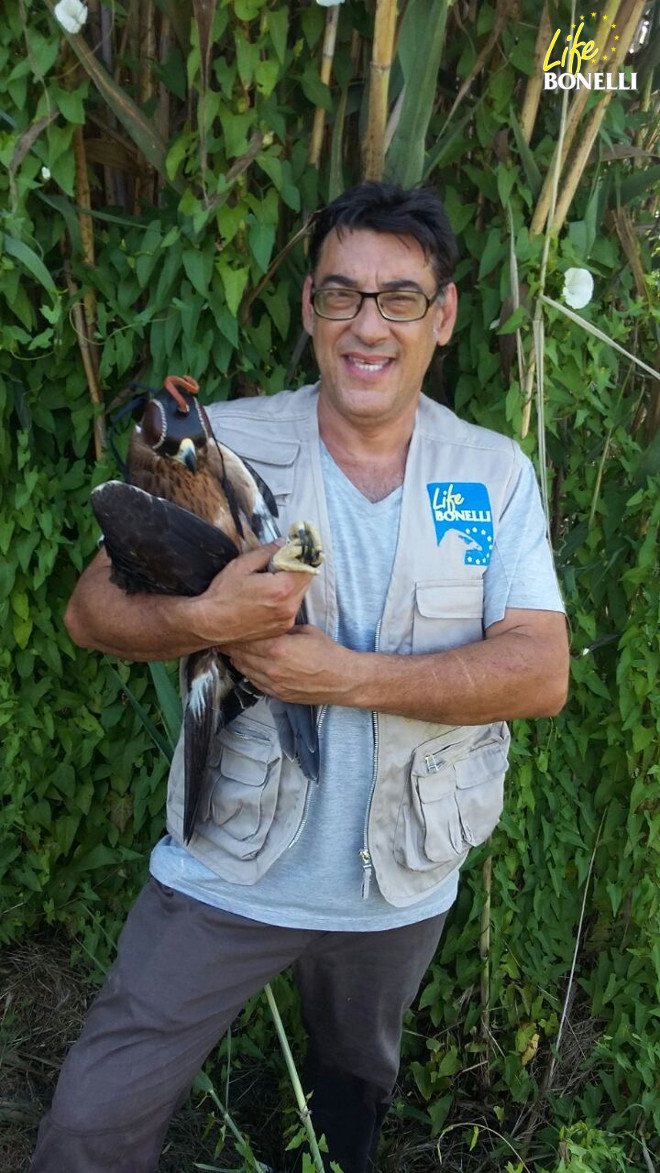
[308,182,458,287]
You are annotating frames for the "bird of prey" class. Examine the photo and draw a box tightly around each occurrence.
[91,374,323,843]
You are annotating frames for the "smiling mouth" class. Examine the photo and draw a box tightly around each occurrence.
[344,355,394,374]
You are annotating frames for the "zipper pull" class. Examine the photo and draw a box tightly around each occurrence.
[359,849,372,899]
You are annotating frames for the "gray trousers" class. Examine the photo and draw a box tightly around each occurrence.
[31,878,446,1173]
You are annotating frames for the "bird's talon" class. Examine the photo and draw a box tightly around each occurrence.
[271,521,324,574]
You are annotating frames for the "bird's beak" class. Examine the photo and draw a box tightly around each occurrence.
[176,438,197,473]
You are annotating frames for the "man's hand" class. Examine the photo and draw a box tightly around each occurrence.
[224,625,354,706]
[190,543,313,647]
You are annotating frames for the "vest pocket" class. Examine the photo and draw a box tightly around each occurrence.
[207,717,282,860]
[394,726,509,872]
[413,580,484,653]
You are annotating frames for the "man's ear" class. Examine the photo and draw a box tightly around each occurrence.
[302,275,315,336]
[432,283,458,346]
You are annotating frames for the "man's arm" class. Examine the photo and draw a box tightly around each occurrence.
[64,544,312,662]
[223,608,569,723]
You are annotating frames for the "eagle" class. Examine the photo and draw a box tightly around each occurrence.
[91,374,323,844]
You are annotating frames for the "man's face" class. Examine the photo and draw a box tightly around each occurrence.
[302,228,457,430]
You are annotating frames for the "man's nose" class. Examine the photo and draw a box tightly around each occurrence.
[351,296,390,342]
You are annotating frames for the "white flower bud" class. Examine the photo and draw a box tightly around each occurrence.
[563,267,594,310]
[54,0,89,35]
[41,166,51,180]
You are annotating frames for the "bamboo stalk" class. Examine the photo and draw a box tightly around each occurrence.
[363,0,398,180]
[530,0,623,237]
[308,4,341,168]
[519,3,552,144]
[550,0,646,235]
[264,983,325,1172]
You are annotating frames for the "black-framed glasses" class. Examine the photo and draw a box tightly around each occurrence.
[311,285,445,322]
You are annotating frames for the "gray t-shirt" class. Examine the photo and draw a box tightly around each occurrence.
[150,440,564,929]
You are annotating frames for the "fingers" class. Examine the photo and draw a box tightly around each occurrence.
[232,540,285,573]
[198,543,312,644]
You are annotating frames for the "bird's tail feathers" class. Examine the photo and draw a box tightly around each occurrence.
[269,699,320,783]
[183,654,221,843]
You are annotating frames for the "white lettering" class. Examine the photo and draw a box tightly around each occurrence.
[544,72,558,90]
[631,72,637,90]
[558,73,576,90]
[575,74,592,88]
[594,73,604,89]
[433,509,492,524]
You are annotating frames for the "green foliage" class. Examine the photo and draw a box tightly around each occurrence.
[1,0,659,1169]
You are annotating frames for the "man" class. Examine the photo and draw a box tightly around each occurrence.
[32,182,568,1173]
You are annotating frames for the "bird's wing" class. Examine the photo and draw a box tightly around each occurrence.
[91,481,239,597]
[206,439,280,547]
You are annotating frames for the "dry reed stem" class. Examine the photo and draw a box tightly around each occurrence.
[308,5,341,169]
[530,0,623,237]
[520,354,536,439]
[72,124,100,386]
[63,258,106,461]
[551,0,647,234]
[611,208,647,297]
[363,0,398,180]
[440,0,518,135]
[479,852,492,1087]
[519,2,552,144]
[135,0,156,210]
[155,13,172,155]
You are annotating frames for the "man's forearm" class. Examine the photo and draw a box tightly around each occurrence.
[226,610,569,723]
[65,552,219,660]
[65,545,312,661]
[345,628,568,723]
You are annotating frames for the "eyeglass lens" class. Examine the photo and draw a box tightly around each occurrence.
[313,288,430,321]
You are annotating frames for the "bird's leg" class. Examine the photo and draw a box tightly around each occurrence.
[270,521,324,574]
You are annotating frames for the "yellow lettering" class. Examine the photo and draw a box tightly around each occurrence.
[543,22,599,77]
[568,42,583,73]
[543,28,562,70]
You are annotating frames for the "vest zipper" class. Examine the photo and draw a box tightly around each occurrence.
[360,618,382,899]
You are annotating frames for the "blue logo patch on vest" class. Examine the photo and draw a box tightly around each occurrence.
[426,482,494,566]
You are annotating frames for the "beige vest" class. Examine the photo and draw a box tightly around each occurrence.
[166,384,515,907]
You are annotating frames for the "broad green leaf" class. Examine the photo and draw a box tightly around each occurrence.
[109,667,174,763]
[248,220,275,274]
[509,104,542,197]
[216,259,250,316]
[267,8,289,63]
[3,235,57,295]
[148,662,182,751]
[385,0,451,187]
[300,63,333,112]
[50,7,182,191]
